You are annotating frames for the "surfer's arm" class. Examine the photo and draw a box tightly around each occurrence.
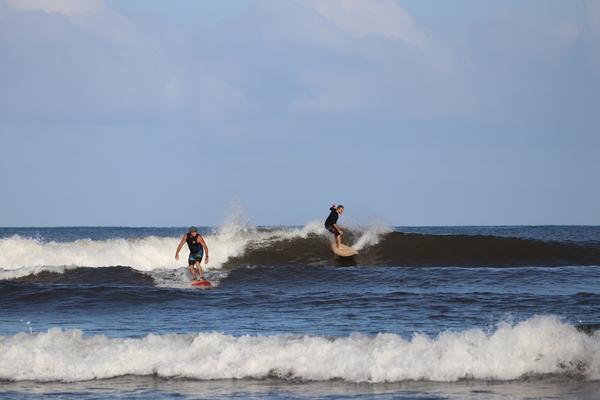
[175,234,186,260]
[333,223,343,234]
[198,234,209,264]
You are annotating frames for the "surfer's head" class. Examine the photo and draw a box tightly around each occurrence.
[336,205,344,214]
[189,226,198,236]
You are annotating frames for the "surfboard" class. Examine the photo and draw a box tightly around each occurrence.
[191,279,213,289]
[331,243,358,257]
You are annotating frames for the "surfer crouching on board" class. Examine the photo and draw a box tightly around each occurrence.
[175,226,209,281]
[325,204,344,248]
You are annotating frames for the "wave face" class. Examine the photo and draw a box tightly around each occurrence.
[221,228,600,268]
[0,316,598,383]
[330,231,600,267]
[1,224,600,281]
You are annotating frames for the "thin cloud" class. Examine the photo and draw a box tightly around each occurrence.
[6,0,105,16]
[307,0,427,48]
[1,0,597,122]
[0,0,247,122]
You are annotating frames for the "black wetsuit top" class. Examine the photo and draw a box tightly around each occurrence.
[324,207,339,228]
[186,233,202,254]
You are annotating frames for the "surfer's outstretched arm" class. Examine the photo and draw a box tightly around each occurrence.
[175,234,186,261]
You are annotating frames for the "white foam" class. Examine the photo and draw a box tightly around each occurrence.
[0,316,598,383]
[0,265,74,280]
[352,224,392,251]
[0,215,391,280]
[0,235,180,270]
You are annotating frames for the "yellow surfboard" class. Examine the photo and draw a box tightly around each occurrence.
[331,243,358,257]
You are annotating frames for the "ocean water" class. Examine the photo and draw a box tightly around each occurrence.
[1,221,600,399]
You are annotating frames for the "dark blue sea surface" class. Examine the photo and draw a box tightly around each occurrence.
[1,225,600,399]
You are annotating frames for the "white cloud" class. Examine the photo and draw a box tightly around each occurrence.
[6,0,104,16]
[306,0,427,48]
[255,0,346,49]
[1,0,595,123]
[248,0,454,116]
[257,0,429,51]
[0,1,246,121]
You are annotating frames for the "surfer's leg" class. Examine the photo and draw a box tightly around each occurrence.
[188,263,197,280]
[195,261,205,280]
[327,225,342,248]
[333,226,342,248]
[188,254,199,280]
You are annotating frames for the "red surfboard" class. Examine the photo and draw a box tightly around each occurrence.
[191,279,213,289]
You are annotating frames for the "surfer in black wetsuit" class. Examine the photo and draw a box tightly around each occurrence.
[175,226,210,281]
[324,204,344,248]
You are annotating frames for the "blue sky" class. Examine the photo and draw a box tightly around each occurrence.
[0,0,599,226]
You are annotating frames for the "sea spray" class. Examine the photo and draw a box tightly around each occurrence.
[352,224,393,251]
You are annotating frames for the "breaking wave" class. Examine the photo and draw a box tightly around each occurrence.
[0,316,598,383]
[1,220,599,282]
[0,220,389,280]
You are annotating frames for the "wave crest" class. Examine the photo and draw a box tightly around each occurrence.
[0,221,340,280]
[3,222,600,281]
[0,316,598,383]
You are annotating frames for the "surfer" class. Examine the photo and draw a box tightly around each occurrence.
[324,204,344,248]
[175,226,209,281]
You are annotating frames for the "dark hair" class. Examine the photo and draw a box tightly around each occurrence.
[337,205,344,209]
[189,226,198,233]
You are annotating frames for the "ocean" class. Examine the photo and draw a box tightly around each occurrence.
[1,221,600,399]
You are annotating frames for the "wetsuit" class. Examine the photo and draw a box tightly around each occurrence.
[324,207,340,236]
[186,233,204,265]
